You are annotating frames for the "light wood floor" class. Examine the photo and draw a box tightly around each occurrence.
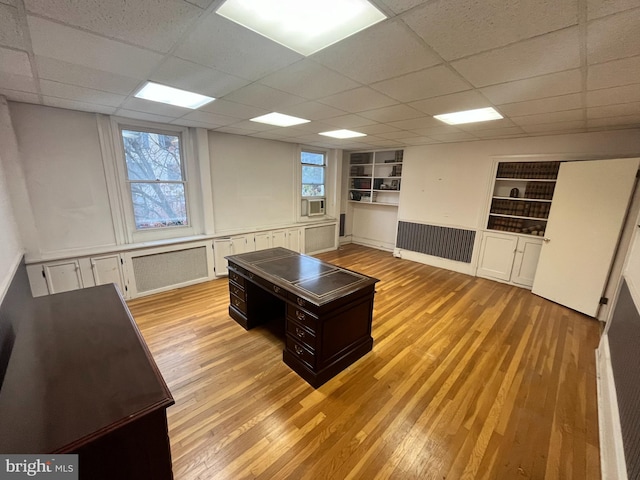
[127,244,602,480]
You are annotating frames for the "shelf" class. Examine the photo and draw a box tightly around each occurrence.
[485,229,545,239]
[493,196,553,202]
[496,178,556,182]
[489,213,548,221]
[348,200,399,206]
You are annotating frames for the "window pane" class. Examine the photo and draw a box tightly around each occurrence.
[301,151,325,166]
[302,184,325,197]
[130,183,187,229]
[302,165,324,185]
[122,130,183,181]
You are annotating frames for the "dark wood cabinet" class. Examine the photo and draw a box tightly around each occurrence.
[226,248,378,388]
[0,284,174,480]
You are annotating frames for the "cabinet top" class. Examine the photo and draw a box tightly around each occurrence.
[0,284,174,453]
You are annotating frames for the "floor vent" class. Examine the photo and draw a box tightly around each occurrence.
[305,224,336,253]
[131,245,209,293]
[396,221,475,263]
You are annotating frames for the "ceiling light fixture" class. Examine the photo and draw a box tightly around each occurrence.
[319,129,367,139]
[434,107,503,125]
[216,0,386,56]
[250,112,310,127]
[134,82,215,109]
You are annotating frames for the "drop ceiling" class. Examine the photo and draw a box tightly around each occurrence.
[1,0,639,150]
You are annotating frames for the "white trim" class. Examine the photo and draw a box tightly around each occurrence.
[393,247,476,275]
[596,337,628,480]
[0,252,23,305]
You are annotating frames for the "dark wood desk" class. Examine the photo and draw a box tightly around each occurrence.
[226,248,379,388]
[0,284,174,480]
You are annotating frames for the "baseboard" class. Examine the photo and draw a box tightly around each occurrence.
[597,337,628,480]
[351,236,395,252]
[393,248,475,276]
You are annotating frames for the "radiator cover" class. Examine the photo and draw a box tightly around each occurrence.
[396,221,475,263]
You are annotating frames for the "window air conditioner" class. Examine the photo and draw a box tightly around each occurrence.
[308,199,325,216]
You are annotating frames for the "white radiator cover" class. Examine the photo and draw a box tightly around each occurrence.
[305,224,336,254]
[125,241,213,297]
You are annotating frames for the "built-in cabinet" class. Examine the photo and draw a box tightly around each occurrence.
[477,232,542,287]
[348,150,403,206]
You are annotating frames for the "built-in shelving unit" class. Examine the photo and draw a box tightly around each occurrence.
[487,161,560,237]
[349,150,403,206]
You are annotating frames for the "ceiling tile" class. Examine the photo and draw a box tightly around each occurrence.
[409,90,492,115]
[212,125,262,136]
[405,0,577,61]
[27,16,162,79]
[39,80,126,107]
[378,130,424,140]
[587,101,640,119]
[172,118,221,129]
[479,69,582,104]
[587,84,640,107]
[0,89,39,103]
[410,125,464,136]
[221,120,277,132]
[359,104,424,122]
[587,0,639,19]
[371,66,470,102]
[587,9,640,65]
[511,109,584,126]
[588,115,640,128]
[180,110,240,126]
[150,57,249,98]
[321,114,375,129]
[377,0,424,14]
[279,101,346,121]
[357,123,401,135]
[0,72,37,93]
[42,96,116,114]
[118,97,191,117]
[452,28,581,87]
[174,12,302,81]
[199,99,267,119]
[428,131,479,142]
[222,84,306,111]
[498,93,583,117]
[183,0,216,9]
[0,3,26,49]
[0,47,31,76]
[470,126,527,137]
[387,116,441,130]
[312,20,441,83]
[36,55,140,95]
[400,136,440,145]
[258,60,359,100]
[456,118,517,131]
[24,0,205,53]
[318,87,397,113]
[520,120,586,133]
[588,56,640,90]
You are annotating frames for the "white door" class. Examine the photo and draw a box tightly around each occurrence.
[44,260,83,294]
[287,228,303,253]
[254,232,272,251]
[511,237,543,287]
[91,254,126,295]
[272,230,287,248]
[213,238,233,276]
[532,158,639,316]
[231,234,255,254]
[476,232,518,282]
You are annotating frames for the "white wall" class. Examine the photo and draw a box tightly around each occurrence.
[0,98,24,300]
[208,132,297,234]
[9,103,117,255]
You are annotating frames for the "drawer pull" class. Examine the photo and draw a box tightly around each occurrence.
[232,286,241,295]
[295,327,305,339]
[232,298,240,307]
[294,344,304,355]
[248,272,254,280]
[296,310,306,321]
[230,273,238,281]
[296,298,306,307]
[273,285,281,294]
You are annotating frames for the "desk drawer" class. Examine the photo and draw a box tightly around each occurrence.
[286,320,316,351]
[230,295,247,314]
[229,282,245,300]
[229,270,245,287]
[286,304,317,332]
[254,276,287,300]
[288,293,319,315]
[286,336,315,368]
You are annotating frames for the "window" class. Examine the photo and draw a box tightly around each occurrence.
[301,150,325,197]
[120,128,188,230]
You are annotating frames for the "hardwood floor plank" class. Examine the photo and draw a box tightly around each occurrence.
[126,244,602,479]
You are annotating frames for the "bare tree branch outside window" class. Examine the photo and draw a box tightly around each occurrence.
[121,129,188,229]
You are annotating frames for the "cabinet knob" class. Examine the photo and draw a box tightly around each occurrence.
[294,344,304,355]
[296,310,306,321]
[543,238,551,243]
[295,327,305,339]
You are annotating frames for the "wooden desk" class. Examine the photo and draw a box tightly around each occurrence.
[226,248,379,388]
[0,284,174,480]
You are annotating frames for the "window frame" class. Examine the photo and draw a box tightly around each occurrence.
[111,118,201,243]
[298,146,334,220]
[301,149,327,199]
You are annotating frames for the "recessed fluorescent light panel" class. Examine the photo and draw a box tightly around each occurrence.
[134,82,214,109]
[319,129,367,139]
[434,107,503,125]
[250,112,310,127]
[216,0,386,56]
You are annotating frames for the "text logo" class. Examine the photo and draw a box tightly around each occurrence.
[0,455,77,479]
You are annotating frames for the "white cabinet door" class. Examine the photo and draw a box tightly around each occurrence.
[272,230,287,248]
[231,234,255,255]
[287,228,303,253]
[532,158,639,317]
[254,232,272,251]
[511,237,543,287]
[91,254,126,295]
[476,232,518,282]
[44,260,83,294]
[213,238,233,277]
